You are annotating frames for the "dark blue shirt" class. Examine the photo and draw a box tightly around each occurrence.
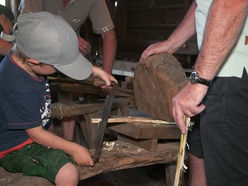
[0,55,51,151]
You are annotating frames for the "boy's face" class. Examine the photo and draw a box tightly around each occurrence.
[31,62,56,76]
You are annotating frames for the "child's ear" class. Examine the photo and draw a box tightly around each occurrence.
[26,58,40,66]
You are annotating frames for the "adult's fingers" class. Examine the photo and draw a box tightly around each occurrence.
[173,107,187,134]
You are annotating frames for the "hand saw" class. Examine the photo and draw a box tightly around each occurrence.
[93,82,118,162]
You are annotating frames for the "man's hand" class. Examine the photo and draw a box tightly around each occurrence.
[172,82,208,134]
[140,40,178,61]
[78,36,91,55]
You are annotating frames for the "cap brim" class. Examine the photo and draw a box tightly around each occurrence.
[55,54,92,80]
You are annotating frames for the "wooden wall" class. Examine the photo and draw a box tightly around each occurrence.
[113,0,197,68]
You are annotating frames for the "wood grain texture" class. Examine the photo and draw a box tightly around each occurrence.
[133,53,187,121]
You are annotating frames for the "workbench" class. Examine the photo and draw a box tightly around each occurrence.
[0,140,179,186]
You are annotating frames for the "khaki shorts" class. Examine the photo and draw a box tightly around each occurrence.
[0,143,75,183]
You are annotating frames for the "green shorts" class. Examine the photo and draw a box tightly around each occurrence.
[0,143,75,183]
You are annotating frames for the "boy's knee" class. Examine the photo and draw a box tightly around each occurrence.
[55,162,79,185]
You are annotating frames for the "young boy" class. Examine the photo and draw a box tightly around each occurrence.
[0,12,117,186]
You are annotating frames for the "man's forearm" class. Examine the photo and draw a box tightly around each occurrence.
[101,29,116,74]
[0,39,12,56]
[195,0,248,80]
[167,1,197,50]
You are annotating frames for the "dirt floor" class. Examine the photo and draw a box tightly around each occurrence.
[78,164,166,186]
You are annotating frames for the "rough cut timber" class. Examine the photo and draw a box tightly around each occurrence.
[133,53,187,121]
[0,141,179,186]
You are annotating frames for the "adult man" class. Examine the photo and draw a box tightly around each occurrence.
[0,4,15,62]
[141,0,248,185]
[19,0,117,141]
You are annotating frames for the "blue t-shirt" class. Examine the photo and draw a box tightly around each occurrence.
[0,54,51,151]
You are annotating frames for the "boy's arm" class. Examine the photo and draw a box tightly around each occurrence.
[26,126,94,166]
[92,66,117,87]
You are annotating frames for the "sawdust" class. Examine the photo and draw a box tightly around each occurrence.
[102,141,142,153]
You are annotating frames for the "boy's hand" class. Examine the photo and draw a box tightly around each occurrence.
[72,145,94,166]
[92,66,117,88]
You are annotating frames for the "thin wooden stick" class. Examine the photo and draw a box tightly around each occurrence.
[91,116,176,125]
[174,117,190,186]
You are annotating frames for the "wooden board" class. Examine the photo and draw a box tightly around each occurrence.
[0,141,179,186]
[109,122,180,139]
[133,53,187,121]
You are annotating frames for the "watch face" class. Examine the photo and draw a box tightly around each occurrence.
[189,72,199,84]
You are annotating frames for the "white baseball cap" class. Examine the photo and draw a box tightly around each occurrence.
[16,12,92,80]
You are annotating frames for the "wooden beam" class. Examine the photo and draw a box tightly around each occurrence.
[0,141,179,185]
[118,134,158,152]
[109,122,180,139]
[91,116,176,125]
[51,103,105,119]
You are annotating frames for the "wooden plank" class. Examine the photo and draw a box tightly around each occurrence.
[51,98,134,119]
[51,102,105,119]
[0,167,53,186]
[118,134,158,152]
[79,141,179,180]
[91,116,176,125]
[0,141,179,185]
[109,122,180,139]
[51,82,134,98]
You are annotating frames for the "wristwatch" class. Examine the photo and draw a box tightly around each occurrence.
[189,71,211,87]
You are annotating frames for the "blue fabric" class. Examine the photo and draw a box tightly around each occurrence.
[0,55,51,151]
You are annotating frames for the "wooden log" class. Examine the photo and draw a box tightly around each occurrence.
[133,53,187,121]
[51,98,132,119]
[0,167,53,186]
[51,102,105,119]
[0,141,179,186]
[50,81,134,98]
[79,141,179,180]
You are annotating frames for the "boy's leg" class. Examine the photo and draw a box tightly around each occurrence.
[0,143,77,184]
[55,162,79,186]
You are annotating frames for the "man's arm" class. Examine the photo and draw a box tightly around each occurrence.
[0,39,12,56]
[101,29,117,74]
[172,0,248,133]
[140,1,197,59]
[19,0,44,13]
[195,0,248,80]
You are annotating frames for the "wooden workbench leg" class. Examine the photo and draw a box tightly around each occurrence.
[165,162,176,186]
[78,114,94,149]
